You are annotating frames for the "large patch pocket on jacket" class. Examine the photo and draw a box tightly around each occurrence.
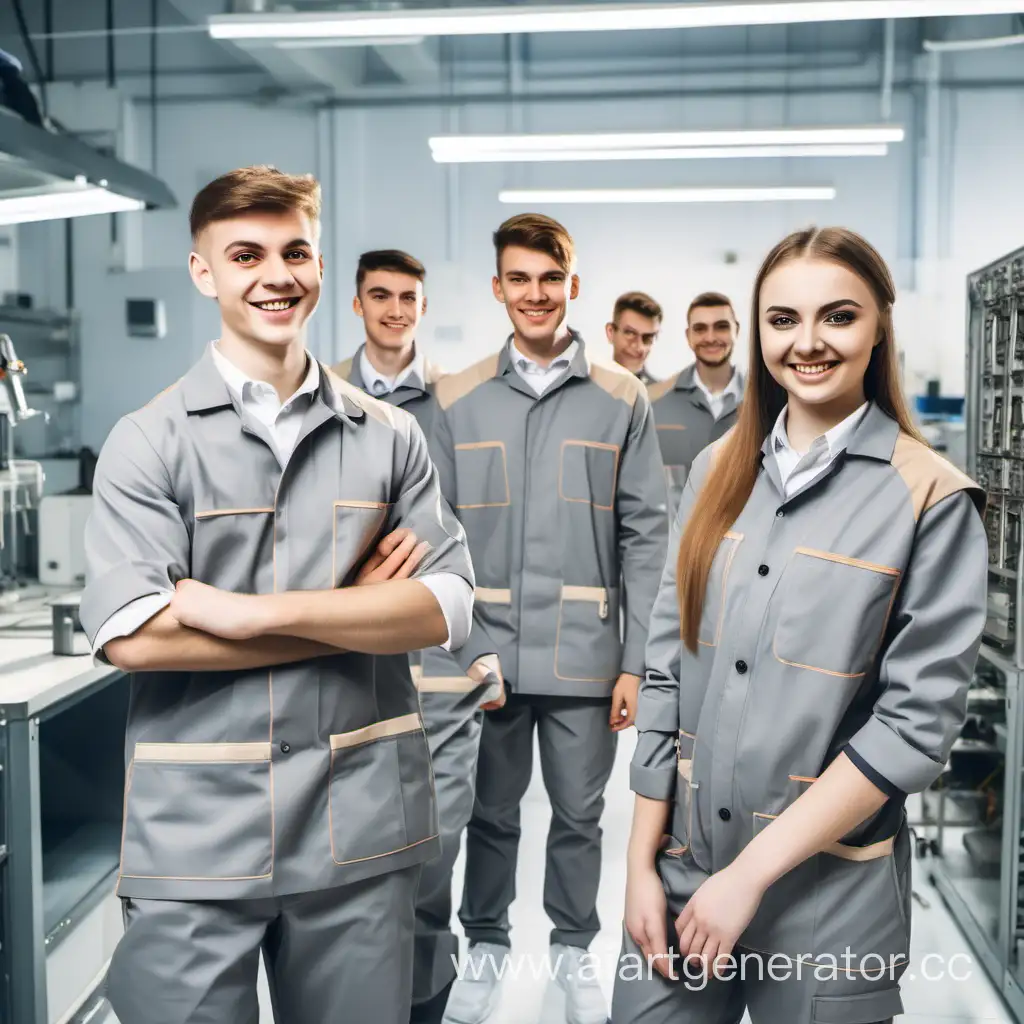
[121,742,273,881]
[773,548,901,678]
[554,585,621,681]
[329,713,436,865]
[333,500,391,586]
[193,507,275,592]
[559,440,620,510]
[698,531,743,647]
[455,442,510,510]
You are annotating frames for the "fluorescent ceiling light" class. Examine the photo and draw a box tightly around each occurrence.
[273,36,426,50]
[0,185,145,226]
[429,126,905,155]
[432,143,889,163]
[498,186,837,204]
[209,2,1024,42]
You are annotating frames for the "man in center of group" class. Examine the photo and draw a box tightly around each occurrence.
[332,249,499,1024]
[432,213,668,1024]
[605,290,662,385]
[647,290,745,515]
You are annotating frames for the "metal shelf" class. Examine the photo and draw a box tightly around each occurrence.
[0,309,76,335]
[951,242,1024,1023]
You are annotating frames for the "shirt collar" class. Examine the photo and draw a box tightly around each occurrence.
[210,340,319,405]
[509,336,578,374]
[692,366,741,405]
[771,401,870,460]
[358,345,425,396]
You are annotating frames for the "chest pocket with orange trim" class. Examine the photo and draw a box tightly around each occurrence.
[772,548,901,679]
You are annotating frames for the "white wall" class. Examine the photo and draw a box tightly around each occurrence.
[20,100,322,449]
[325,89,915,384]
[18,69,1024,449]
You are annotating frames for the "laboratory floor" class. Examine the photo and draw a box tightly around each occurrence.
[103,731,1013,1024]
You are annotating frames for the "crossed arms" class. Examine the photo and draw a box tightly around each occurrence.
[80,415,474,675]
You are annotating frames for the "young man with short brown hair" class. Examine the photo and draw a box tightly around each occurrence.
[333,248,497,1024]
[81,165,475,1023]
[648,290,745,514]
[432,212,668,1024]
[606,290,662,384]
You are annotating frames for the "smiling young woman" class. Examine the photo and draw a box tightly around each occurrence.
[613,227,989,1024]
[675,227,927,652]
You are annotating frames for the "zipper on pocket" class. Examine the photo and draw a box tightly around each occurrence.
[598,591,609,619]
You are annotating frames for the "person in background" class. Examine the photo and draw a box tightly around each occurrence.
[80,166,475,1024]
[332,249,498,1024]
[432,213,668,1024]
[648,291,745,514]
[613,226,987,1024]
[606,290,663,385]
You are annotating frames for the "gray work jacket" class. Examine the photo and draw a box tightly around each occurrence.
[631,402,987,963]
[647,364,744,513]
[334,345,478,695]
[80,347,474,901]
[430,334,669,698]
[333,344,444,450]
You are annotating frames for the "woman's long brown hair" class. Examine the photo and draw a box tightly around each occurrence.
[675,226,927,652]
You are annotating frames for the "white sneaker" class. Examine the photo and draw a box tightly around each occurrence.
[442,942,508,1024]
[549,943,610,1024]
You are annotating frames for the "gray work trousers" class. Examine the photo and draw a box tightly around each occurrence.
[106,864,420,1024]
[459,693,617,950]
[610,845,905,1024]
[413,687,487,1006]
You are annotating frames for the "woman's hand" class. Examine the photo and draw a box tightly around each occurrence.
[674,864,766,976]
[625,863,675,980]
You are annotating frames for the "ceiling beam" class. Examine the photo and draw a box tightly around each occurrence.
[165,0,364,93]
[372,38,441,86]
[224,40,364,92]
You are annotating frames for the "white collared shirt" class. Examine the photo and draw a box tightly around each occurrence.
[510,337,578,395]
[771,402,870,498]
[93,341,469,659]
[210,340,320,467]
[693,367,743,421]
[359,345,425,397]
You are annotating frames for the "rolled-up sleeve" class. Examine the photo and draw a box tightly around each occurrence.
[845,489,988,794]
[80,417,190,655]
[418,573,474,651]
[629,470,697,801]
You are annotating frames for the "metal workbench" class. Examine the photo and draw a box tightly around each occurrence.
[0,628,124,1024]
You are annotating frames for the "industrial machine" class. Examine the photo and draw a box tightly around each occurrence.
[927,242,1024,1021]
[0,333,44,592]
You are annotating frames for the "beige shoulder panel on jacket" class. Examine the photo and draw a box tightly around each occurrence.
[589,360,644,408]
[424,359,445,386]
[892,432,984,521]
[645,373,680,404]
[434,353,501,410]
[331,357,354,380]
[323,367,397,429]
[142,378,184,410]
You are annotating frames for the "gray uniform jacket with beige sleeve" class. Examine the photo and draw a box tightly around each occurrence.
[79,347,474,902]
[631,401,988,968]
[430,333,669,698]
